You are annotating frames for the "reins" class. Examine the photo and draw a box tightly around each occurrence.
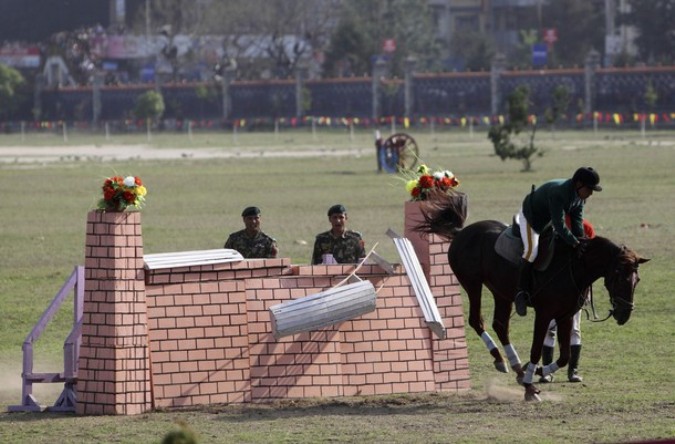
[583,285,613,322]
[530,249,615,322]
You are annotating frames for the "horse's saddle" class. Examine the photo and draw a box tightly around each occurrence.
[494,223,555,271]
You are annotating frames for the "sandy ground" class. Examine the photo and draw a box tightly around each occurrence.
[0,144,367,164]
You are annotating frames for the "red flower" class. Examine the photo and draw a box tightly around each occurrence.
[411,187,421,198]
[103,186,116,201]
[436,177,452,190]
[123,191,135,203]
[134,177,143,186]
[418,175,434,189]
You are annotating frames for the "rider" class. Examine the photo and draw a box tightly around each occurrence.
[514,167,602,317]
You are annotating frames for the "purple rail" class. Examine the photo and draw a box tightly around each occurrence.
[8,266,84,413]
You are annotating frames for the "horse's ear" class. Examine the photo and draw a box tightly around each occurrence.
[637,257,650,264]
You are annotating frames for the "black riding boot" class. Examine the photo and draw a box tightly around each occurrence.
[515,260,533,316]
[539,345,555,383]
[568,344,583,383]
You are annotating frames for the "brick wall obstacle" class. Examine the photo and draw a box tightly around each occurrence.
[76,209,469,415]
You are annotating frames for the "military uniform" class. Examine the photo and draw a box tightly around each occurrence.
[311,230,366,264]
[522,178,585,248]
[224,230,278,259]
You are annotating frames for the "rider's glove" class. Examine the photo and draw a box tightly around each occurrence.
[575,238,589,258]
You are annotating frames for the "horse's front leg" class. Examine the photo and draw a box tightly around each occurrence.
[554,317,573,371]
[522,315,553,402]
[534,317,572,385]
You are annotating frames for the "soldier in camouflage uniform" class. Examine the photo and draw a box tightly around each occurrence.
[311,204,366,265]
[224,206,278,259]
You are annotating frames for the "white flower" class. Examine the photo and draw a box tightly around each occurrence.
[123,176,136,187]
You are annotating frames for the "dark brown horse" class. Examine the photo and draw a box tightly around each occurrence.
[416,192,649,401]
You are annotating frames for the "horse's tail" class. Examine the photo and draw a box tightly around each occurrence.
[414,190,468,240]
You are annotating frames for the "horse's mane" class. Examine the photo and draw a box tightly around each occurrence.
[574,235,641,270]
[414,190,468,240]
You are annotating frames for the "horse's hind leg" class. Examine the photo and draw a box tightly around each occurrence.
[491,297,525,381]
[464,283,508,373]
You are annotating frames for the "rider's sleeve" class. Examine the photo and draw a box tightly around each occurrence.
[549,193,579,247]
[567,205,585,239]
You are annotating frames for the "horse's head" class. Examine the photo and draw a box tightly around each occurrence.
[603,245,649,325]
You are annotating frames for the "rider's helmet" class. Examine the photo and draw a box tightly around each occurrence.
[572,167,602,191]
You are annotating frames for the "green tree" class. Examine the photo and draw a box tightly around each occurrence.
[544,84,571,130]
[325,0,443,78]
[644,81,658,111]
[0,64,26,120]
[323,19,371,77]
[449,30,494,71]
[620,0,674,64]
[488,86,544,172]
[134,90,165,123]
[541,0,604,67]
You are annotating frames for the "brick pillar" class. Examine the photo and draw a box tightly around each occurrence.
[76,210,152,415]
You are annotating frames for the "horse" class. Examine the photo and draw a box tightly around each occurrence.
[415,192,649,401]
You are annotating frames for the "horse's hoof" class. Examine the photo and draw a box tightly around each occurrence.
[539,374,554,383]
[516,374,524,386]
[494,361,509,373]
[524,384,542,402]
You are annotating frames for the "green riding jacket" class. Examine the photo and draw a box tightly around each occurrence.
[522,178,585,247]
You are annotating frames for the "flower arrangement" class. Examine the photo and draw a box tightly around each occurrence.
[98,175,147,211]
[404,164,459,201]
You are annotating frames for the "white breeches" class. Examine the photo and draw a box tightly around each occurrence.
[516,209,539,263]
[544,310,582,347]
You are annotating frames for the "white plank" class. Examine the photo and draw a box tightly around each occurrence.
[388,231,446,339]
[144,248,243,270]
[269,281,377,338]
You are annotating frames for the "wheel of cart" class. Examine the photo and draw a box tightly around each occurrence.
[382,133,419,171]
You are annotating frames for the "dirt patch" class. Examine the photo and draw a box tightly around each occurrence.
[0,144,367,165]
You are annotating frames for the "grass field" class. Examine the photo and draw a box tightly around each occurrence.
[0,128,674,443]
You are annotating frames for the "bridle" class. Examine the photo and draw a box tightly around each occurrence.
[524,242,638,322]
[586,248,638,322]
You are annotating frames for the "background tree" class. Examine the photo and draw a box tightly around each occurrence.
[544,84,571,131]
[540,0,604,67]
[134,90,165,124]
[488,86,543,172]
[0,64,26,120]
[619,0,674,64]
[449,30,494,71]
[323,19,371,77]
[643,82,658,112]
[324,0,443,78]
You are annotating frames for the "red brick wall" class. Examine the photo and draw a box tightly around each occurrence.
[78,211,469,414]
[77,211,153,415]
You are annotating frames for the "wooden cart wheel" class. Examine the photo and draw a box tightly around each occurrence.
[383,133,419,171]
